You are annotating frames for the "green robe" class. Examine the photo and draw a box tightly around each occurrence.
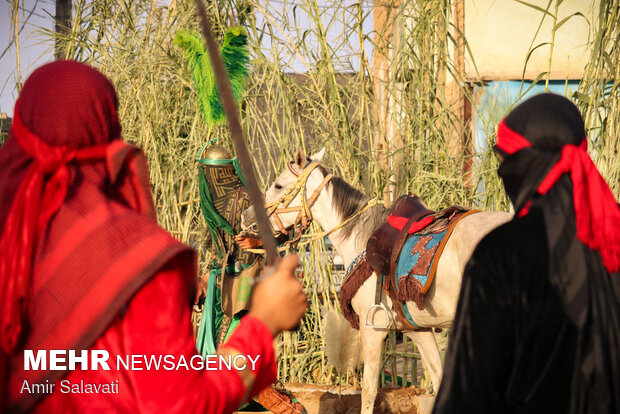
[195,161,258,355]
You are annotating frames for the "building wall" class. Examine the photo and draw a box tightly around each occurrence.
[463,0,599,80]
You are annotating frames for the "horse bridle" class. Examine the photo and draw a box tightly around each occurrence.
[264,161,333,243]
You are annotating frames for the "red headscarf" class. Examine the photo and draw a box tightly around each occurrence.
[0,61,192,412]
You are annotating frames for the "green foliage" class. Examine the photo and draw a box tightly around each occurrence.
[574,0,620,197]
[173,27,249,125]
[18,0,616,388]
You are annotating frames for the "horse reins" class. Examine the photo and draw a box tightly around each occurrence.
[264,161,333,243]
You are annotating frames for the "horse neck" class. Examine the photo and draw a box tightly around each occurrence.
[310,183,387,269]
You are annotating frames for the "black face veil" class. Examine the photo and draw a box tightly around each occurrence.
[497,93,620,413]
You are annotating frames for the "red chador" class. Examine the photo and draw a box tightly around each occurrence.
[0,61,276,413]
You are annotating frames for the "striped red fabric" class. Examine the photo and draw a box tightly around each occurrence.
[0,104,109,355]
[0,61,193,411]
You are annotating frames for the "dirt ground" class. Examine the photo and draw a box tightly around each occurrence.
[279,383,431,414]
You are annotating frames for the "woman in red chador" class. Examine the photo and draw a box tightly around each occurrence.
[0,60,307,413]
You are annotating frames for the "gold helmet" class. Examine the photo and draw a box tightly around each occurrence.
[201,143,232,161]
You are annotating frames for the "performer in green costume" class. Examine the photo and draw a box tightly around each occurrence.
[174,26,256,354]
[195,141,262,353]
[176,27,306,414]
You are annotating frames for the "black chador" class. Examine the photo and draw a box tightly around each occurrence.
[433,93,620,414]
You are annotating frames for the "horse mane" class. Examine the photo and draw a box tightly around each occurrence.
[316,164,389,241]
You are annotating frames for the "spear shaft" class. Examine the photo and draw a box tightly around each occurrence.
[193,0,279,268]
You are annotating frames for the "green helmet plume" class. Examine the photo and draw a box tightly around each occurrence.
[174,27,249,125]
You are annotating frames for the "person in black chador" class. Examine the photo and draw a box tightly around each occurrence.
[433,93,619,414]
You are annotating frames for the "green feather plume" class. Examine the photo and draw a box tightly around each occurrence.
[174,27,249,125]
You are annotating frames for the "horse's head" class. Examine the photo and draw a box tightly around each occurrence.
[241,147,328,240]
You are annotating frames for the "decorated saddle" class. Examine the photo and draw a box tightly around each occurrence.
[339,194,477,330]
[366,194,434,276]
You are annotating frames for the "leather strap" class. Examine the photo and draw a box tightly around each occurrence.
[421,209,480,295]
[374,272,383,304]
[267,164,332,243]
[386,214,429,331]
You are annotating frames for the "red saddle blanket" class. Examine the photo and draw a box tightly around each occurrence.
[340,194,475,330]
[366,194,469,277]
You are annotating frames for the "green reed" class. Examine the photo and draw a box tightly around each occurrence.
[6,0,617,386]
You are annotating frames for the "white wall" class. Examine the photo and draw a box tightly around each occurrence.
[463,0,599,80]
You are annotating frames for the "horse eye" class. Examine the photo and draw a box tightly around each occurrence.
[275,183,283,190]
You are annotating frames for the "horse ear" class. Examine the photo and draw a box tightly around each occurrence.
[309,147,326,162]
[294,148,306,169]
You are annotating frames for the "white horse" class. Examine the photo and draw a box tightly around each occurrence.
[242,148,511,414]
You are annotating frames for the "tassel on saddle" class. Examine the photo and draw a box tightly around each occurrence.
[366,193,474,331]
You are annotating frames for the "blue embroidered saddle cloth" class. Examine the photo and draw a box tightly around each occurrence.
[394,230,448,317]
[390,208,479,330]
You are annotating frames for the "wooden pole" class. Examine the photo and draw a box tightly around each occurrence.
[193,0,280,268]
[55,0,72,60]
[372,0,401,205]
[453,0,474,187]
[444,0,473,191]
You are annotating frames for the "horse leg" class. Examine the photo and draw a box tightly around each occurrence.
[405,330,443,393]
[359,324,388,414]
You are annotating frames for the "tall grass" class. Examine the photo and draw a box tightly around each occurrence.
[7,0,618,386]
[575,0,620,197]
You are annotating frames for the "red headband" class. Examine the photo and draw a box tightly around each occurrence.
[496,118,587,155]
[496,118,619,273]
[496,119,532,154]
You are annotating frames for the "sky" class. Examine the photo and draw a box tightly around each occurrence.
[0,0,374,118]
[1,2,585,126]
[1,0,56,117]
[252,0,374,73]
